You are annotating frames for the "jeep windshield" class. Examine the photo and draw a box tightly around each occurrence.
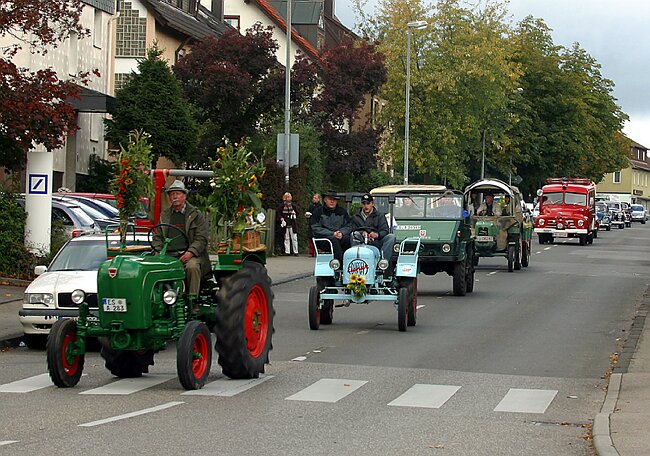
[393,194,464,219]
[543,192,587,206]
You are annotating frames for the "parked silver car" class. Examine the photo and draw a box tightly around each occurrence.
[630,204,648,224]
[17,197,99,238]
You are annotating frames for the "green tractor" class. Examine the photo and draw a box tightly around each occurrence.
[465,179,533,272]
[47,219,274,391]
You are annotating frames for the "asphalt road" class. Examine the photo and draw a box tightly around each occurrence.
[1,223,648,455]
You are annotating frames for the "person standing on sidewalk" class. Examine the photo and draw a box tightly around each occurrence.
[278,192,299,256]
[305,193,322,257]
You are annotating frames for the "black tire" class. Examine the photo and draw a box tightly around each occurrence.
[538,234,545,245]
[587,233,594,245]
[215,262,275,379]
[642,220,646,225]
[316,277,334,325]
[514,242,522,270]
[177,321,212,390]
[47,319,84,388]
[473,255,479,266]
[521,241,530,268]
[100,343,154,378]
[452,258,467,296]
[593,229,598,239]
[397,287,408,332]
[466,254,475,293]
[579,234,586,246]
[606,225,611,231]
[507,245,515,272]
[400,278,417,326]
[24,334,47,350]
[308,285,320,330]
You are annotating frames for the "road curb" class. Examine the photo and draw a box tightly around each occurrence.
[593,372,622,456]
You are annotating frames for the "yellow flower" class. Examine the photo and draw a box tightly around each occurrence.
[346,284,351,289]
[124,178,133,185]
[358,276,366,286]
[257,192,263,199]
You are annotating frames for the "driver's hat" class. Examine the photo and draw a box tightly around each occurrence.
[361,194,373,203]
[166,180,188,194]
[322,190,340,200]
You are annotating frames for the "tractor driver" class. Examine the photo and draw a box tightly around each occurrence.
[310,190,352,263]
[477,193,502,216]
[351,194,396,260]
[154,180,211,298]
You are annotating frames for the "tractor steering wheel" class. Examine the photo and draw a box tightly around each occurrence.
[352,226,376,244]
[148,223,190,256]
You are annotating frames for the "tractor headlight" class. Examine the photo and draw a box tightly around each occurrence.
[577,219,584,227]
[538,218,545,226]
[25,293,54,306]
[329,259,341,270]
[71,289,85,305]
[442,244,451,253]
[378,259,389,270]
[163,289,178,305]
[393,244,400,253]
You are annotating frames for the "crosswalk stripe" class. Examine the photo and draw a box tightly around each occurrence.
[78,401,184,427]
[494,388,558,413]
[80,374,175,395]
[182,375,273,397]
[0,441,19,446]
[388,384,461,409]
[286,378,367,403]
[0,373,52,393]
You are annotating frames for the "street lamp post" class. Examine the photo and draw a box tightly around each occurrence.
[404,20,428,185]
[283,0,292,184]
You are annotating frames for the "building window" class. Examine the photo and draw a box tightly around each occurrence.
[224,15,240,30]
[116,1,147,57]
[114,73,132,91]
[94,9,103,48]
[613,171,621,184]
[90,114,101,142]
[68,32,78,76]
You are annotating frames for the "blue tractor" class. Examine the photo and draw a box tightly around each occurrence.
[309,234,421,332]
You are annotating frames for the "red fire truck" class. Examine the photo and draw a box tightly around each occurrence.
[534,178,597,246]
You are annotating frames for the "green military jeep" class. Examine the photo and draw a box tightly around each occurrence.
[370,185,475,296]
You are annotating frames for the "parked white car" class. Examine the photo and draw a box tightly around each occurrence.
[19,233,150,349]
[630,204,647,224]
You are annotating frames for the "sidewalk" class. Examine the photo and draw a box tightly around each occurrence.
[594,291,650,456]
[0,255,314,346]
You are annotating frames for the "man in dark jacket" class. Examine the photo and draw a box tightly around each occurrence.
[310,190,352,262]
[153,180,211,297]
[351,194,396,260]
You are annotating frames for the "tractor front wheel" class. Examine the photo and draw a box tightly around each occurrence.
[466,253,475,293]
[47,319,84,388]
[316,278,334,325]
[215,262,275,379]
[177,321,212,390]
[507,245,515,272]
[397,287,408,332]
[308,285,320,330]
[452,258,467,296]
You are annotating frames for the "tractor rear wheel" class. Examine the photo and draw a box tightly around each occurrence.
[47,319,84,388]
[177,321,212,390]
[100,344,154,378]
[308,285,320,330]
[215,262,275,379]
[514,242,522,270]
[397,287,408,332]
[452,258,467,296]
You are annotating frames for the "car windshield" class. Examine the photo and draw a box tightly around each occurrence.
[606,202,621,210]
[49,239,111,271]
[393,194,464,219]
[631,205,643,211]
[596,203,607,212]
[69,206,96,227]
[542,192,586,206]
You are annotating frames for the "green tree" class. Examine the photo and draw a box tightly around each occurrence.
[105,45,198,165]
[76,154,114,192]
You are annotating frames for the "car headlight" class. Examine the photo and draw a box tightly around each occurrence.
[538,218,545,226]
[577,219,584,227]
[393,243,400,253]
[378,259,389,270]
[163,289,178,305]
[71,289,85,305]
[557,222,564,229]
[329,259,341,270]
[25,293,54,306]
[442,244,451,253]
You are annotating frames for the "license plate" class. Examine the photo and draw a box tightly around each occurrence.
[555,232,568,237]
[476,235,493,242]
[102,298,127,312]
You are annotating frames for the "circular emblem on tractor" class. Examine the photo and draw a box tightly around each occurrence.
[347,259,369,276]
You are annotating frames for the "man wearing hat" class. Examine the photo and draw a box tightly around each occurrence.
[154,180,211,299]
[310,190,352,262]
[351,194,395,260]
[477,193,502,216]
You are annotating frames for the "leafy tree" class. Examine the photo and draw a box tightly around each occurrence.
[76,154,114,192]
[0,0,97,171]
[105,45,198,165]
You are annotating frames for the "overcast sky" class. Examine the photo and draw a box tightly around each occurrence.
[335,0,650,148]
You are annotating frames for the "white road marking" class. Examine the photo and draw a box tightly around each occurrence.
[535,251,542,254]
[487,271,498,276]
[78,401,184,427]
[494,388,558,413]
[286,378,367,403]
[182,375,273,397]
[0,373,52,393]
[544,247,552,251]
[356,330,369,335]
[0,441,19,446]
[291,356,307,361]
[388,384,461,409]
[416,305,425,309]
[80,374,175,395]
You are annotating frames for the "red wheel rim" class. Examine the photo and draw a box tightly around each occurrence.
[191,332,209,379]
[244,285,269,358]
[61,332,80,376]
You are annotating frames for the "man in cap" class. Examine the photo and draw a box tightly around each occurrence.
[351,194,395,260]
[477,193,502,216]
[310,190,352,262]
[154,180,211,300]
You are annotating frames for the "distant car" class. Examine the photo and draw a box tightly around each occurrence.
[55,193,119,219]
[59,192,152,231]
[606,201,626,229]
[630,204,647,224]
[52,195,120,232]
[17,197,99,238]
[596,202,612,231]
[620,202,633,227]
[18,233,150,349]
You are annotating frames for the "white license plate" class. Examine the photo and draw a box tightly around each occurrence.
[555,232,568,237]
[102,298,127,312]
[476,235,493,242]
